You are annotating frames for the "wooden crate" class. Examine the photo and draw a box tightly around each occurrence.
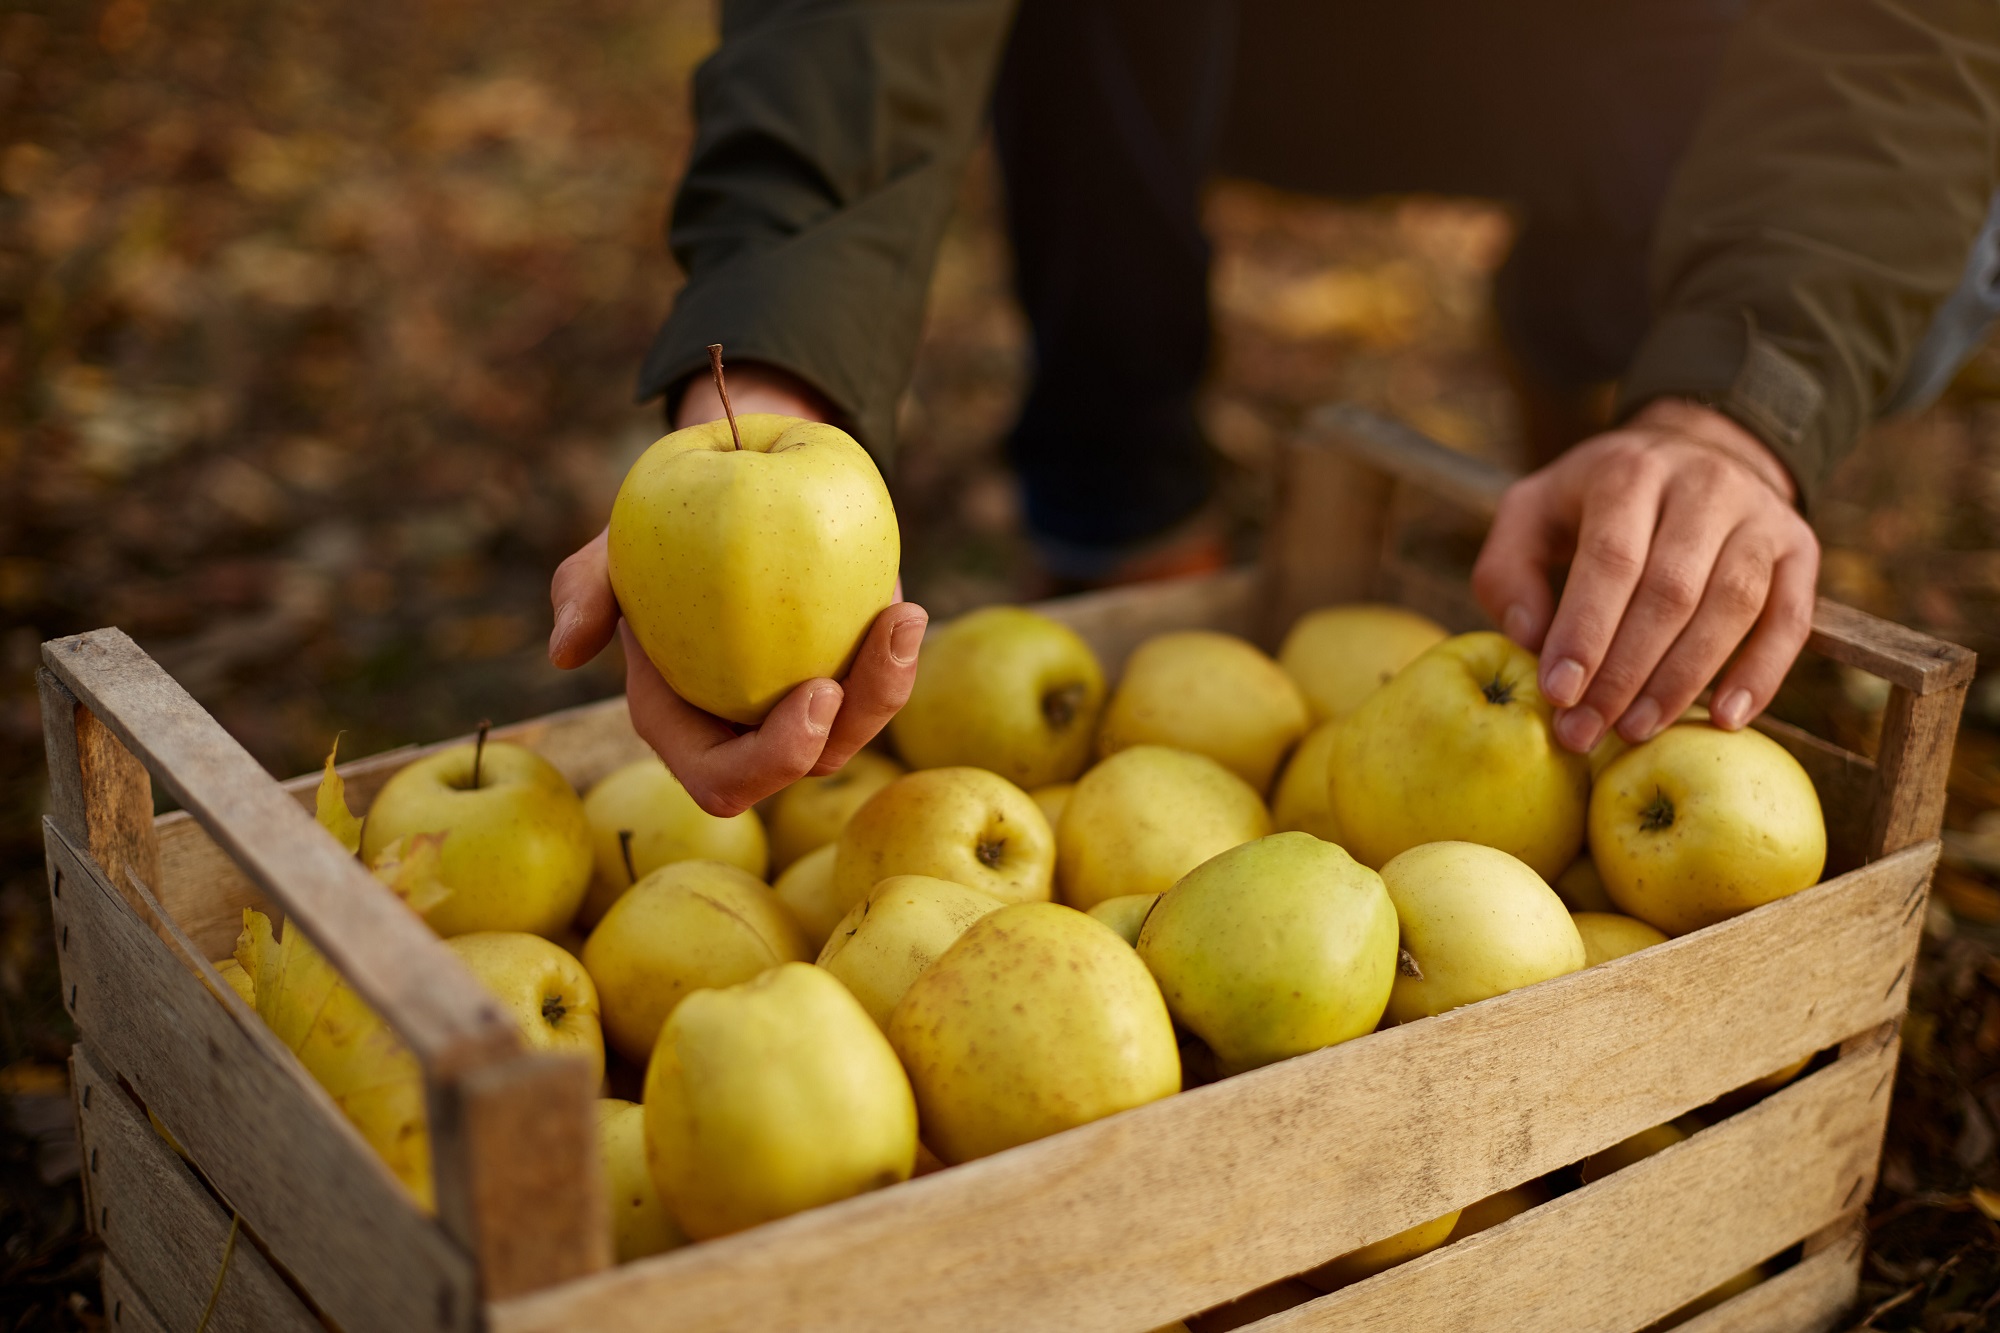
[40,407,1974,1333]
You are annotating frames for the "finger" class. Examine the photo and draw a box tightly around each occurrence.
[620,623,840,816]
[549,529,618,668]
[1471,476,1568,652]
[1613,525,1774,742]
[1708,538,1818,731]
[809,602,928,776]
[1568,488,1737,748]
[1537,459,1668,715]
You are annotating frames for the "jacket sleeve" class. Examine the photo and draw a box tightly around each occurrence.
[637,0,1018,460]
[1616,0,2000,506]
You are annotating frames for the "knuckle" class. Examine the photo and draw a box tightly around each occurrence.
[1640,563,1703,615]
[1579,532,1645,580]
[1713,567,1766,617]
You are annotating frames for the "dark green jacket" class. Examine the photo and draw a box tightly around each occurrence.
[639,0,2000,506]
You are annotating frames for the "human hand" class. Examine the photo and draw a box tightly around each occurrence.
[1471,398,1819,753]
[548,361,925,816]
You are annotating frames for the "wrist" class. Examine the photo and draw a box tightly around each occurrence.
[674,361,833,429]
[1629,398,1798,504]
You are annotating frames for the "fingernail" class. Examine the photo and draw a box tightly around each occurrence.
[1503,604,1534,644]
[548,601,578,661]
[807,684,841,732]
[1713,688,1751,729]
[1544,658,1586,707]
[1621,696,1661,741]
[1555,705,1603,753]
[890,616,927,665]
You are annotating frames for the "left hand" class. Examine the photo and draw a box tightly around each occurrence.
[1471,398,1820,753]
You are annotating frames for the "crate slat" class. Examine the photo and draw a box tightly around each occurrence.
[488,843,1930,1333]
[1674,1224,1862,1333]
[99,1255,171,1333]
[73,1045,322,1333]
[45,819,480,1333]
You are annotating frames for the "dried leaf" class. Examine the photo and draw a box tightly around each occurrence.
[367,831,451,916]
[315,736,363,854]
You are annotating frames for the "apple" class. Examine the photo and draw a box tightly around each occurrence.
[1086,892,1159,946]
[816,875,1004,1029]
[1589,703,1710,779]
[608,411,899,725]
[578,758,768,928]
[1030,782,1075,829]
[1591,723,1826,936]
[1552,856,1617,913]
[1571,911,1669,967]
[888,902,1180,1163]
[1299,1209,1461,1292]
[582,860,809,1064]
[771,842,844,951]
[360,738,593,938]
[1328,632,1589,880]
[645,962,917,1239]
[446,932,605,1088]
[1447,1181,1550,1239]
[832,767,1054,910]
[1277,603,1447,722]
[1269,720,1344,845]
[1581,1119,1693,1184]
[1096,631,1308,792]
[594,1098,686,1262]
[766,750,905,872]
[1380,841,1585,1024]
[1138,832,1397,1074]
[1057,745,1270,912]
[888,606,1106,788]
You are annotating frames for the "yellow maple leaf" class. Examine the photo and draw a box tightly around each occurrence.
[367,831,452,917]
[314,737,364,855]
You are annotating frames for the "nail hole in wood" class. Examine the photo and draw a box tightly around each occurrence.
[112,1298,121,1323]
[68,984,77,1009]
[81,1084,90,1107]
[60,925,67,949]
[51,870,61,898]
[89,1146,98,1173]
[99,1205,107,1230]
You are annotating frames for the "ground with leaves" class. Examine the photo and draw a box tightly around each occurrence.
[4,1,2000,1328]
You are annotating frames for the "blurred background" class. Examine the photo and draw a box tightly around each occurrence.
[5,0,2000,1326]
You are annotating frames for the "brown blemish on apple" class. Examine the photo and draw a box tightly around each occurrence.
[1041,682,1089,731]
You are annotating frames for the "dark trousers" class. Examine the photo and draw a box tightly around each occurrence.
[993,0,1744,556]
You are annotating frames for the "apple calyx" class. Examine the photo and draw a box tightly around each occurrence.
[1481,673,1516,706]
[1640,789,1676,833]
[707,343,743,452]
[1041,682,1089,731]
[541,993,567,1028]
[975,837,1006,869]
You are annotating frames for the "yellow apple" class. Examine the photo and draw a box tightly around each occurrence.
[1658,1266,1766,1329]
[766,750,905,872]
[608,413,899,725]
[1138,832,1397,1074]
[1086,893,1160,946]
[446,932,605,1088]
[1381,841,1585,1023]
[1572,912,1670,967]
[888,902,1179,1163]
[1096,631,1309,792]
[1581,1119,1693,1184]
[1300,1209,1461,1292]
[1278,603,1447,722]
[578,758,768,927]
[1187,1281,1320,1332]
[645,962,916,1239]
[1591,724,1826,936]
[1552,856,1617,913]
[1269,720,1344,845]
[888,606,1106,788]
[1448,1181,1550,1239]
[582,860,809,1064]
[832,767,1054,909]
[771,842,843,951]
[1057,745,1270,912]
[1328,632,1588,879]
[1589,703,1710,779]
[1030,782,1075,829]
[817,875,1004,1028]
[594,1098,686,1262]
[361,739,593,938]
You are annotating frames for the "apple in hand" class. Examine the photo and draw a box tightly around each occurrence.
[579,758,769,927]
[607,412,899,725]
[446,931,606,1087]
[360,738,593,938]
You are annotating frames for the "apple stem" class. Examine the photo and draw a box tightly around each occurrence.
[471,719,491,790]
[618,829,638,886]
[708,344,743,451]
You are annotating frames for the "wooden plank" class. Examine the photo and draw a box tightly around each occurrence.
[1869,682,1971,859]
[488,843,1932,1333]
[41,629,516,1074]
[1037,568,1260,680]
[1804,600,1976,696]
[72,1046,322,1333]
[1242,1041,1893,1333]
[99,1254,172,1333]
[39,670,163,930]
[1258,428,1396,645]
[1674,1225,1861,1333]
[46,820,478,1333]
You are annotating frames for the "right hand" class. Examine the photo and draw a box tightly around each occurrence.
[548,363,926,817]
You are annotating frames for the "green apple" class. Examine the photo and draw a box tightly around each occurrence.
[360,739,593,938]
[594,1098,686,1262]
[816,875,1004,1029]
[832,767,1054,910]
[645,962,916,1239]
[1096,631,1308,792]
[1057,745,1269,912]
[1138,832,1397,1074]
[771,842,843,951]
[1380,840,1585,1023]
[1591,723,1826,936]
[1086,893,1159,946]
[582,860,809,1064]
[578,758,768,928]
[889,606,1106,788]
[888,902,1180,1163]
[1571,911,1669,967]
[446,931,605,1088]
[1299,1209,1461,1292]
[608,412,899,725]
[1278,603,1447,722]
[766,750,905,872]
[1269,720,1344,845]
[1328,632,1588,879]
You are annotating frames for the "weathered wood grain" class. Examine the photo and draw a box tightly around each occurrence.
[46,821,479,1333]
[72,1046,322,1333]
[39,670,163,930]
[1038,568,1260,680]
[99,1255,172,1333]
[1675,1224,1861,1333]
[1870,682,1971,859]
[488,844,1931,1333]
[1804,600,1977,696]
